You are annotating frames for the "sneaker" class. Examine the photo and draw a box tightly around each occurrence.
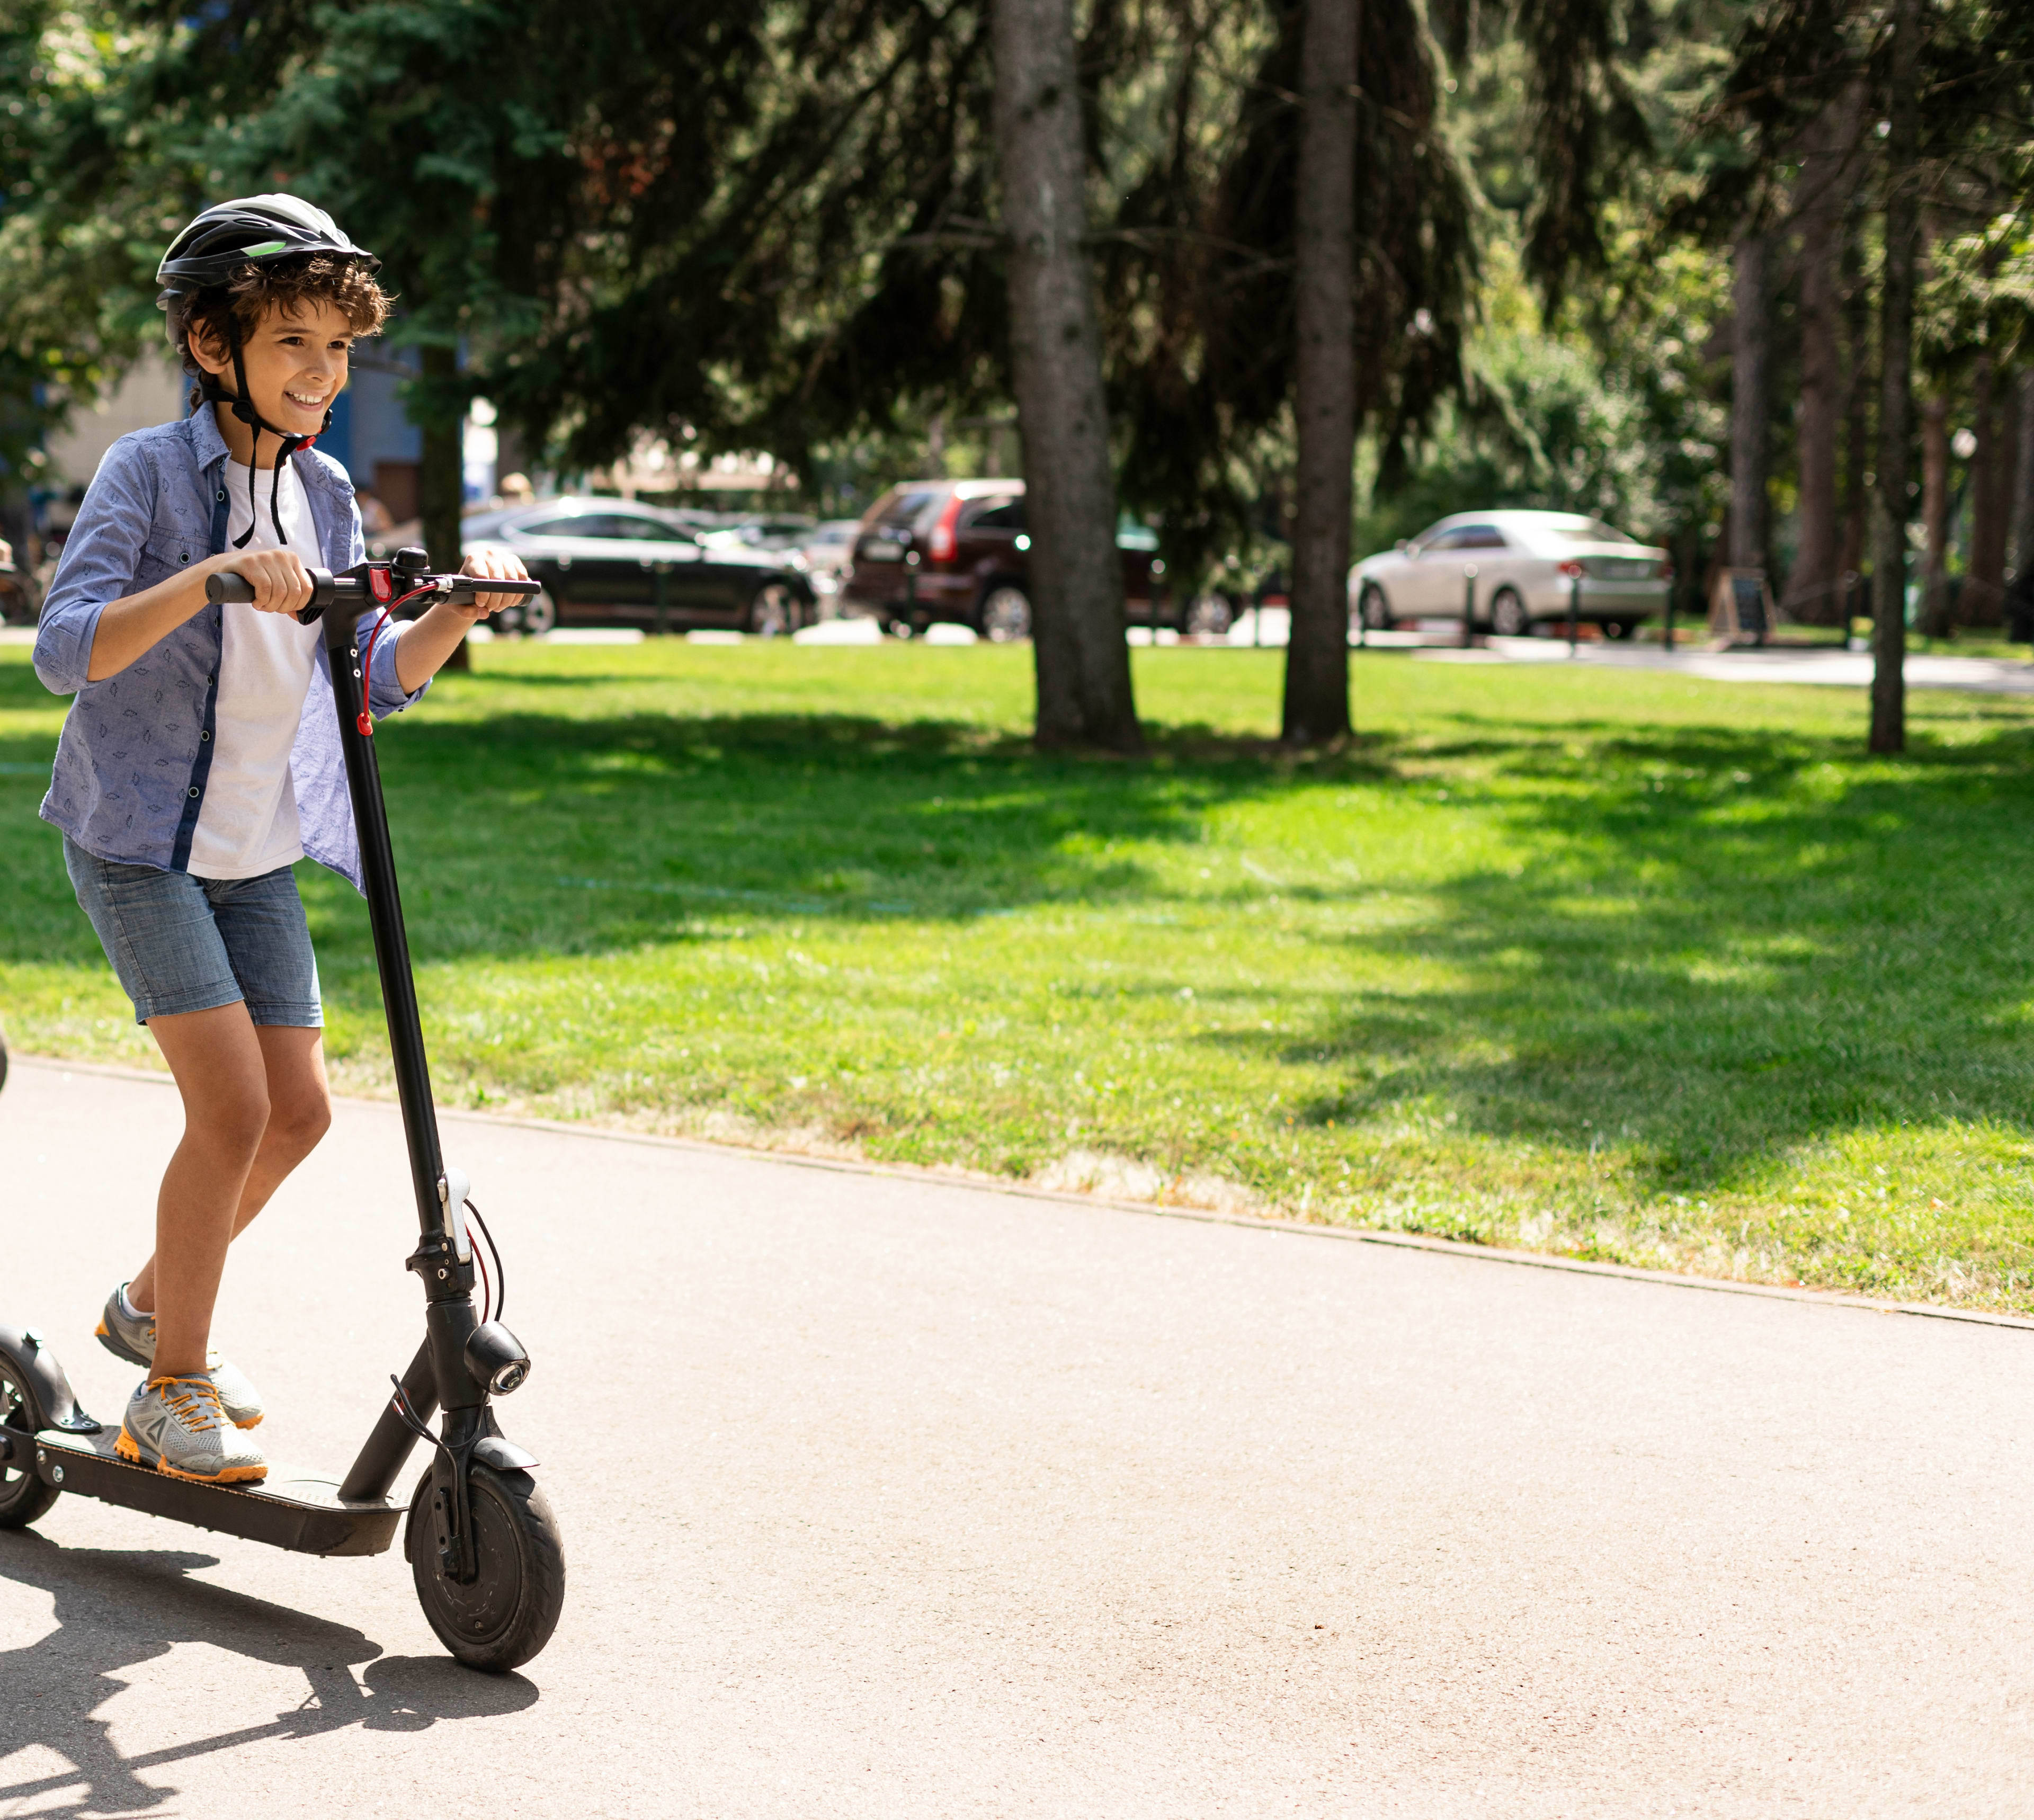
[96,1284,265,1429]
[115,1374,267,1485]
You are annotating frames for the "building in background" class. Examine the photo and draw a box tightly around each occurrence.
[38,349,463,529]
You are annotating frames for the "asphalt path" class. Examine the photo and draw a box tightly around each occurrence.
[3,1057,2032,1818]
[1411,637,2034,695]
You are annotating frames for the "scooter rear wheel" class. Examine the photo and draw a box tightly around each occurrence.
[0,1357,59,1528]
[406,1461,565,1672]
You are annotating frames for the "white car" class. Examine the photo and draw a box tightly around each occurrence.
[1349,510,1673,639]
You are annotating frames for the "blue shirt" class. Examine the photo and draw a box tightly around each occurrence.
[34,405,426,894]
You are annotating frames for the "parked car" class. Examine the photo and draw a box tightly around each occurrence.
[459,496,817,636]
[842,480,1171,640]
[698,512,818,553]
[1350,510,1673,638]
[795,518,865,613]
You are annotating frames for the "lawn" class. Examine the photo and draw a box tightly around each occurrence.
[6,636,2034,1312]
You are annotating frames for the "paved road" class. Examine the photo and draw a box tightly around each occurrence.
[1411,637,2034,695]
[4,1058,2032,1817]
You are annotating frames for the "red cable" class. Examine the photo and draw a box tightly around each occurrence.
[354,584,433,735]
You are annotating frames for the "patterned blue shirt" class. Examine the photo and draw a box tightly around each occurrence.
[34,404,426,894]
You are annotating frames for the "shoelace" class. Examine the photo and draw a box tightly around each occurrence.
[152,1375,226,1434]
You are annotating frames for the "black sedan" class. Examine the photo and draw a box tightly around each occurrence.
[459,497,816,636]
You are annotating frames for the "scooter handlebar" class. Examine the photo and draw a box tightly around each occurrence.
[204,567,540,624]
[205,567,359,621]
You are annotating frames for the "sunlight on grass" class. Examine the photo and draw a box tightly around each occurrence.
[6,637,2034,1310]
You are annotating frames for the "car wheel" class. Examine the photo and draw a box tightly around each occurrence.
[980,585,1032,643]
[518,587,558,637]
[747,583,798,638]
[1601,618,1637,641]
[1185,594,1234,637]
[1490,587,1531,637]
[1357,584,1393,632]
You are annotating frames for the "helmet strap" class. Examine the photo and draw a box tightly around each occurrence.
[200,337,331,550]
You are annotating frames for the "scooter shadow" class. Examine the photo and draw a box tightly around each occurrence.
[0,1531,536,1816]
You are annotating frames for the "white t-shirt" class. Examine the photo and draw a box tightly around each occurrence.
[186,456,326,879]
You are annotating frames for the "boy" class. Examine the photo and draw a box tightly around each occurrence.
[33,194,527,1484]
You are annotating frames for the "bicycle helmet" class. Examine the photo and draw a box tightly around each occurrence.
[156,193,378,311]
[156,194,380,549]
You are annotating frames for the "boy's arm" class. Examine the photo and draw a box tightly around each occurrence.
[390,546,530,695]
[34,445,312,691]
[82,551,310,683]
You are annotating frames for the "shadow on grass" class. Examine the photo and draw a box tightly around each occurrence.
[1,702,1366,986]
[11,667,2034,1212]
[302,707,1377,958]
[1255,718,2034,1194]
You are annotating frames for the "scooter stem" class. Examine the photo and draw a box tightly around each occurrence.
[314,584,481,1509]
[317,602,446,1237]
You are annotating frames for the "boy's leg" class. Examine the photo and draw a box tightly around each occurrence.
[131,1003,273,1378]
[127,1025,332,1357]
[229,1024,333,1236]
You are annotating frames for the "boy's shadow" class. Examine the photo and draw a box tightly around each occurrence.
[0,1531,536,1816]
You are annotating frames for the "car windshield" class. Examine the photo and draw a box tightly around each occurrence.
[1540,519,1640,546]
[966,498,1025,531]
[604,514,697,542]
[873,489,940,530]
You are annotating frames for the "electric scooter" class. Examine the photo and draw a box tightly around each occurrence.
[0,549,564,1672]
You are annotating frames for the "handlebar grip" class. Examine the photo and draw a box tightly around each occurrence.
[206,573,257,605]
[440,577,542,607]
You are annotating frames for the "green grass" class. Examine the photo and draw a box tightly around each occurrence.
[6,636,2034,1311]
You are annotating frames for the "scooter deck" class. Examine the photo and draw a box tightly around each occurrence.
[32,1425,402,1557]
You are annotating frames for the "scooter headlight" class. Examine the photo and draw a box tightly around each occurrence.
[465,1322,531,1397]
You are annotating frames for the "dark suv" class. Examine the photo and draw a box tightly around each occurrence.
[843,480,1171,640]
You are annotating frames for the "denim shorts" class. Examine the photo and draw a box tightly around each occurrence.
[63,837,324,1028]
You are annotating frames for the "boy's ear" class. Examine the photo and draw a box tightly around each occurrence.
[186,319,232,377]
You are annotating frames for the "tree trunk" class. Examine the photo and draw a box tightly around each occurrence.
[1787,91,1859,624]
[1869,0,1922,754]
[2013,370,2034,582]
[1792,236,1842,620]
[1281,0,1359,746]
[418,343,469,672]
[1839,270,1873,625]
[1964,353,2008,626]
[1917,394,1951,636]
[1729,228,1771,576]
[990,0,1140,752]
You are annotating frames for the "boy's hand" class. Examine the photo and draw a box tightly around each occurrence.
[207,549,313,617]
[458,546,530,618]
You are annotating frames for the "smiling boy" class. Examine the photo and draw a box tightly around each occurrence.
[33,195,526,1484]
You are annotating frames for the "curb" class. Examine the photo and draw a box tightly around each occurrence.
[16,1052,2034,1335]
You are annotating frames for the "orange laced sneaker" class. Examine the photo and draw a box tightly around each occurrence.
[114,1373,267,1485]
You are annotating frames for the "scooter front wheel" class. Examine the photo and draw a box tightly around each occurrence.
[0,1356,59,1528]
[406,1461,565,1672]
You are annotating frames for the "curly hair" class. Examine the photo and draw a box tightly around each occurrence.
[174,252,392,394]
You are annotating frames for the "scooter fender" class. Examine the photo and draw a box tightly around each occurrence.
[401,1427,541,1569]
[0,1324,101,1435]
[474,1435,539,1473]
